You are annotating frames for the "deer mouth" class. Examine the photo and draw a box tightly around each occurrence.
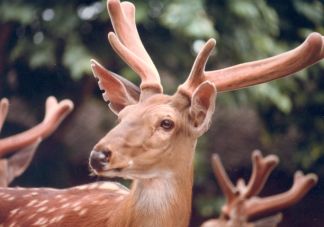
[94,166,127,178]
[101,160,133,174]
[104,167,124,173]
[98,163,137,179]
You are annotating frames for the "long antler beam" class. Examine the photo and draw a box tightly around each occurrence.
[205,33,324,92]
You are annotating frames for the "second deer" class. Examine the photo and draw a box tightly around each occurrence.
[0,0,323,226]
[201,150,318,227]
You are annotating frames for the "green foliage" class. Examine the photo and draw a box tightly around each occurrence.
[194,136,210,185]
[63,35,94,79]
[293,1,324,25]
[0,2,34,25]
[195,196,225,217]
[253,83,292,114]
[160,0,218,39]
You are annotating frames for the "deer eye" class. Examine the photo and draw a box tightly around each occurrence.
[161,120,174,130]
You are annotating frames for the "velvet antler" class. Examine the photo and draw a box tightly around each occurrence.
[245,171,318,218]
[0,96,73,157]
[91,0,162,104]
[181,33,324,99]
[203,150,317,227]
[0,97,73,187]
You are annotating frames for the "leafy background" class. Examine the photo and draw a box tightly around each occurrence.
[0,0,324,226]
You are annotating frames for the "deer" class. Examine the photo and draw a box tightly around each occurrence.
[0,96,73,187]
[200,150,318,227]
[0,0,323,226]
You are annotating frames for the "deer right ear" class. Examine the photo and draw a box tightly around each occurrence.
[189,81,217,137]
[91,60,141,115]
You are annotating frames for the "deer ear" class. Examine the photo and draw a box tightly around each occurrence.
[189,81,217,137]
[91,60,141,115]
[6,138,41,185]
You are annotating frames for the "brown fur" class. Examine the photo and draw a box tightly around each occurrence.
[0,182,128,226]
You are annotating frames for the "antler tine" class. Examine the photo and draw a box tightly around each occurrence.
[107,0,162,94]
[245,171,318,219]
[239,150,279,199]
[211,154,239,215]
[205,33,324,92]
[179,39,216,98]
[0,96,73,158]
[0,98,9,133]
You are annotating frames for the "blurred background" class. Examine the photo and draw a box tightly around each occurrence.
[0,0,324,226]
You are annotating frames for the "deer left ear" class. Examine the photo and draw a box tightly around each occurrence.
[189,81,217,137]
[91,59,141,115]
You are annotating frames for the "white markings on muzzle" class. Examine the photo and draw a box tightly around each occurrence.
[128,160,133,167]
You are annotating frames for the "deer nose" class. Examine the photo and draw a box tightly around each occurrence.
[90,150,112,171]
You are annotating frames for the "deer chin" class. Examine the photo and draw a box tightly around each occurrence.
[94,166,127,178]
[92,169,122,180]
[95,165,169,181]
[93,160,134,179]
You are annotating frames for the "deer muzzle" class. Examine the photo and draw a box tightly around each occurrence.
[89,150,112,172]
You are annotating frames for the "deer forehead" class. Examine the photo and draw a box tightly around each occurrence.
[119,95,181,123]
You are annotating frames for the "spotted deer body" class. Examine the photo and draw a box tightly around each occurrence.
[0,182,128,226]
[0,0,323,226]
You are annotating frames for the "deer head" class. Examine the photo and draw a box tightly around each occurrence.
[89,0,219,182]
[0,97,73,187]
[200,150,318,227]
[89,0,323,183]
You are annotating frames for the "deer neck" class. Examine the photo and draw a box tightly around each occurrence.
[118,163,194,227]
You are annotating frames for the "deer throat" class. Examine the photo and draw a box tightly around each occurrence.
[124,175,193,227]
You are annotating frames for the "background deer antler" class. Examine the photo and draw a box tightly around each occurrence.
[0,96,73,187]
[201,150,318,227]
[0,96,73,157]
